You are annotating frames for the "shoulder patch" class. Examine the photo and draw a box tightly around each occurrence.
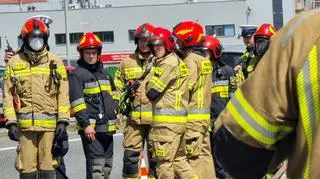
[179,63,189,77]
[200,60,212,74]
[153,67,164,76]
[12,62,27,71]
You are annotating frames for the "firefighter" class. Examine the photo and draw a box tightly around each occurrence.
[3,18,70,179]
[69,32,117,179]
[146,27,198,179]
[213,10,320,178]
[203,35,236,178]
[234,26,257,85]
[114,23,157,179]
[173,21,215,179]
[3,15,70,179]
[247,23,276,75]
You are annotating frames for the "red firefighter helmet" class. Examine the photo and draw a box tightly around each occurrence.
[148,27,175,52]
[134,23,155,43]
[254,23,276,39]
[173,21,204,48]
[21,18,49,41]
[203,35,223,59]
[77,32,102,54]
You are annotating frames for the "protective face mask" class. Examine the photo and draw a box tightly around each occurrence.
[255,38,270,57]
[28,37,44,51]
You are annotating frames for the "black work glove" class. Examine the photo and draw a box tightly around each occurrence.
[55,122,67,140]
[8,124,19,142]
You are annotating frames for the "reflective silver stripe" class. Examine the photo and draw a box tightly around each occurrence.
[98,80,110,85]
[133,106,152,111]
[230,97,289,139]
[188,109,210,114]
[89,119,96,124]
[212,80,229,87]
[153,109,187,116]
[302,57,317,136]
[71,98,85,108]
[17,113,57,120]
[85,81,99,88]
[108,119,116,125]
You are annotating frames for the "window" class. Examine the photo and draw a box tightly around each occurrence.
[128,29,136,42]
[94,31,114,43]
[70,32,83,44]
[55,33,66,45]
[205,24,235,37]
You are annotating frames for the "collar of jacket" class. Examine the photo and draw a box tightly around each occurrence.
[77,58,103,72]
[156,52,174,63]
[23,46,49,65]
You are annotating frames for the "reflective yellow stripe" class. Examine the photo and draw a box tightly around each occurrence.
[175,78,182,110]
[297,45,320,178]
[108,124,116,132]
[59,106,70,113]
[197,75,205,108]
[188,83,194,90]
[153,116,187,123]
[115,79,125,89]
[149,76,165,91]
[100,85,111,92]
[211,86,229,93]
[113,95,120,100]
[73,103,87,113]
[4,108,15,116]
[18,119,57,128]
[130,111,153,118]
[57,65,67,78]
[227,89,293,145]
[187,114,210,121]
[83,87,101,94]
[124,67,143,72]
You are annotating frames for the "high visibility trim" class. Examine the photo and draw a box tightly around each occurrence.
[71,98,85,108]
[153,109,188,116]
[4,107,15,116]
[85,81,99,88]
[17,113,57,120]
[197,75,205,108]
[212,86,229,93]
[297,45,320,178]
[188,83,194,91]
[57,65,67,78]
[58,106,70,113]
[149,76,165,91]
[130,111,153,118]
[18,119,57,128]
[187,114,210,121]
[188,109,211,121]
[73,103,87,113]
[175,78,182,110]
[114,79,125,89]
[212,80,229,86]
[98,80,110,85]
[227,89,294,145]
[124,67,143,73]
[100,85,112,92]
[153,116,187,123]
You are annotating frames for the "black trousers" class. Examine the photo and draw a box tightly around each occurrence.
[80,132,114,179]
[56,158,68,179]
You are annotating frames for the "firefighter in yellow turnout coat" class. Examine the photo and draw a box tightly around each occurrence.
[4,18,70,179]
[214,10,320,179]
[173,21,215,179]
[146,27,199,179]
[115,23,157,179]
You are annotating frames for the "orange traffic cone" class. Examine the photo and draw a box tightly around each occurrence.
[140,151,148,179]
